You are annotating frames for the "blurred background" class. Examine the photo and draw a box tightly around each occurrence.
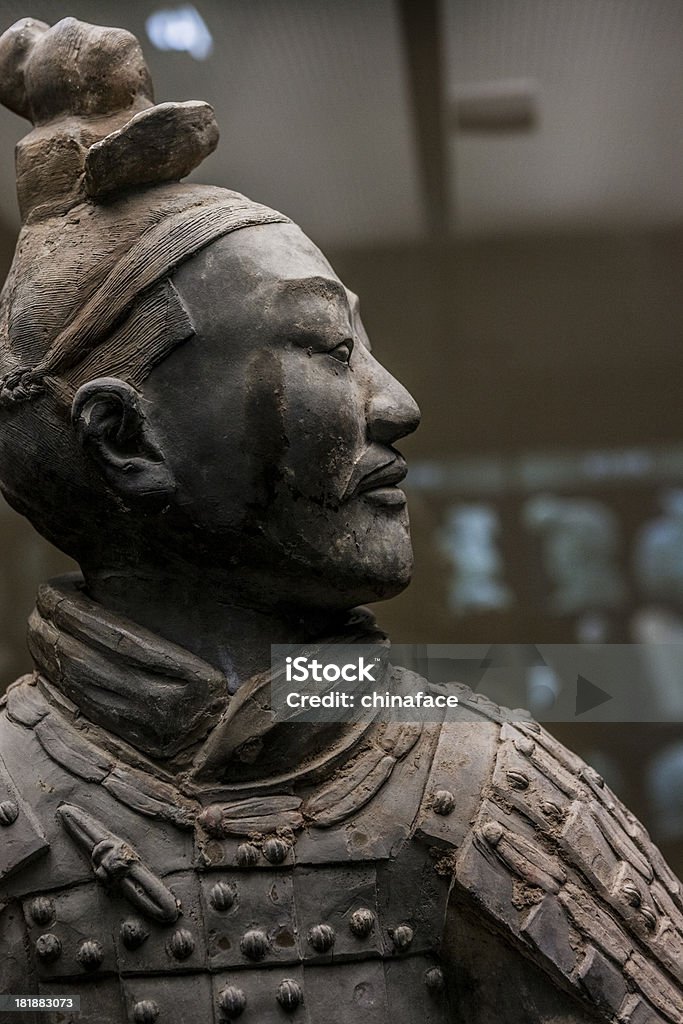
[0,0,683,871]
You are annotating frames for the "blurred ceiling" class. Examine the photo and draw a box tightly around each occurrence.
[446,0,683,236]
[0,0,681,246]
[0,0,423,246]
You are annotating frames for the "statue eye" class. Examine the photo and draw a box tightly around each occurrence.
[329,338,354,364]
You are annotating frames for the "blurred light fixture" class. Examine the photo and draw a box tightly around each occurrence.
[450,79,538,133]
[526,665,561,713]
[146,5,212,61]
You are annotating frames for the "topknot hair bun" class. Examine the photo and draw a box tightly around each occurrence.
[0,16,153,125]
[0,17,47,120]
[0,16,218,220]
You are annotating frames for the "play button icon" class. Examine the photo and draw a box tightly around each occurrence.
[575,674,613,717]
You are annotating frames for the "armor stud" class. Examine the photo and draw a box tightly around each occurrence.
[514,736,536,757]
[349,907,375,938]
[481,821,503,846]
[29,896,55,926]
[197,804,225,837]
[133,1000,160,1023]
[424,966,445,991]
[276,978,303,1011]
[236,842,260,866]
[622,881,641,908]
[539,800,564,823]
[308,923,335,953]
[263,837,289,864]
[506,769,530,791]
[210,880,236,911]
[240,928,269,960]
[217,984,247,1017]
[0,799,18,825]
[120,918,150,949]
[432,790,455,816]
[392,923,414,951]
[77,939,104,972]
[167,927,195,960]
[35,933,61,962]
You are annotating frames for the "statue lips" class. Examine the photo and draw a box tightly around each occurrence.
[354,457,408,508]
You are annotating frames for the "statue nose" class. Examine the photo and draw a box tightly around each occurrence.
[367,375,421,445]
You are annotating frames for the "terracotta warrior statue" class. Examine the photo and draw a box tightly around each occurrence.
[0,16,680,1024]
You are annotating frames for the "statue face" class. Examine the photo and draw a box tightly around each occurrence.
[142,222,421,609]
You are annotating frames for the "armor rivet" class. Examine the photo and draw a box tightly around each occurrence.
[167,927,194,961]
[133,1000,160,1024]
[120,918,150,950]
[236,842,260,867]
[263,837,289,864]
[209,880,236,912]
[240,928,269,960]
[0,800,19,826]
[392,924,414,951]
[349,908,375,938]
[308,923,335,953]
[539,801,563,823]
[514,737,535,757]
[424,966,445,991]
[198,804,225,838]
[276,978,303,1012]
[622,881,641,908]
[29,896,55,926]
[481,821,503,847]
[506,769,529,790]
[432,790,456,816]
[35,933,62,962]
[218,984,247,1017]
[76,939,104,972]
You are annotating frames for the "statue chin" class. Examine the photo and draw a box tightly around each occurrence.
[341,535,415,605]
[230,520,414,611]
[270,509,413,610]
[322,555,414,608]
[255,498,415,610]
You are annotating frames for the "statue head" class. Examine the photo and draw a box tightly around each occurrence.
[0,17,420,616]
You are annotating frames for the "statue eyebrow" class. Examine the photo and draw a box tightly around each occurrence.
[279,276,350,310]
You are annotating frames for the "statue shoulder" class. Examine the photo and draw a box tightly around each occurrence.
[416,699,683,1023]
[411,683,503,853]
[0,678,51,886]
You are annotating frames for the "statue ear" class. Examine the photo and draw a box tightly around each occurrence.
[71,377,175,502]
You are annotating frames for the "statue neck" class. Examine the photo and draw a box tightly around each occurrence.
[83,566,344,692]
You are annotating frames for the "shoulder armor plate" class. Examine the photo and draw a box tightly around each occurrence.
[414,707,500,854]
[448,715,683,1023]
[0,743,49,883]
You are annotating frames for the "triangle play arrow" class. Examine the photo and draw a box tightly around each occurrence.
[575,674,613,716]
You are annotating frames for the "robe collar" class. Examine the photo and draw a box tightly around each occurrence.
[27,574,386,787]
